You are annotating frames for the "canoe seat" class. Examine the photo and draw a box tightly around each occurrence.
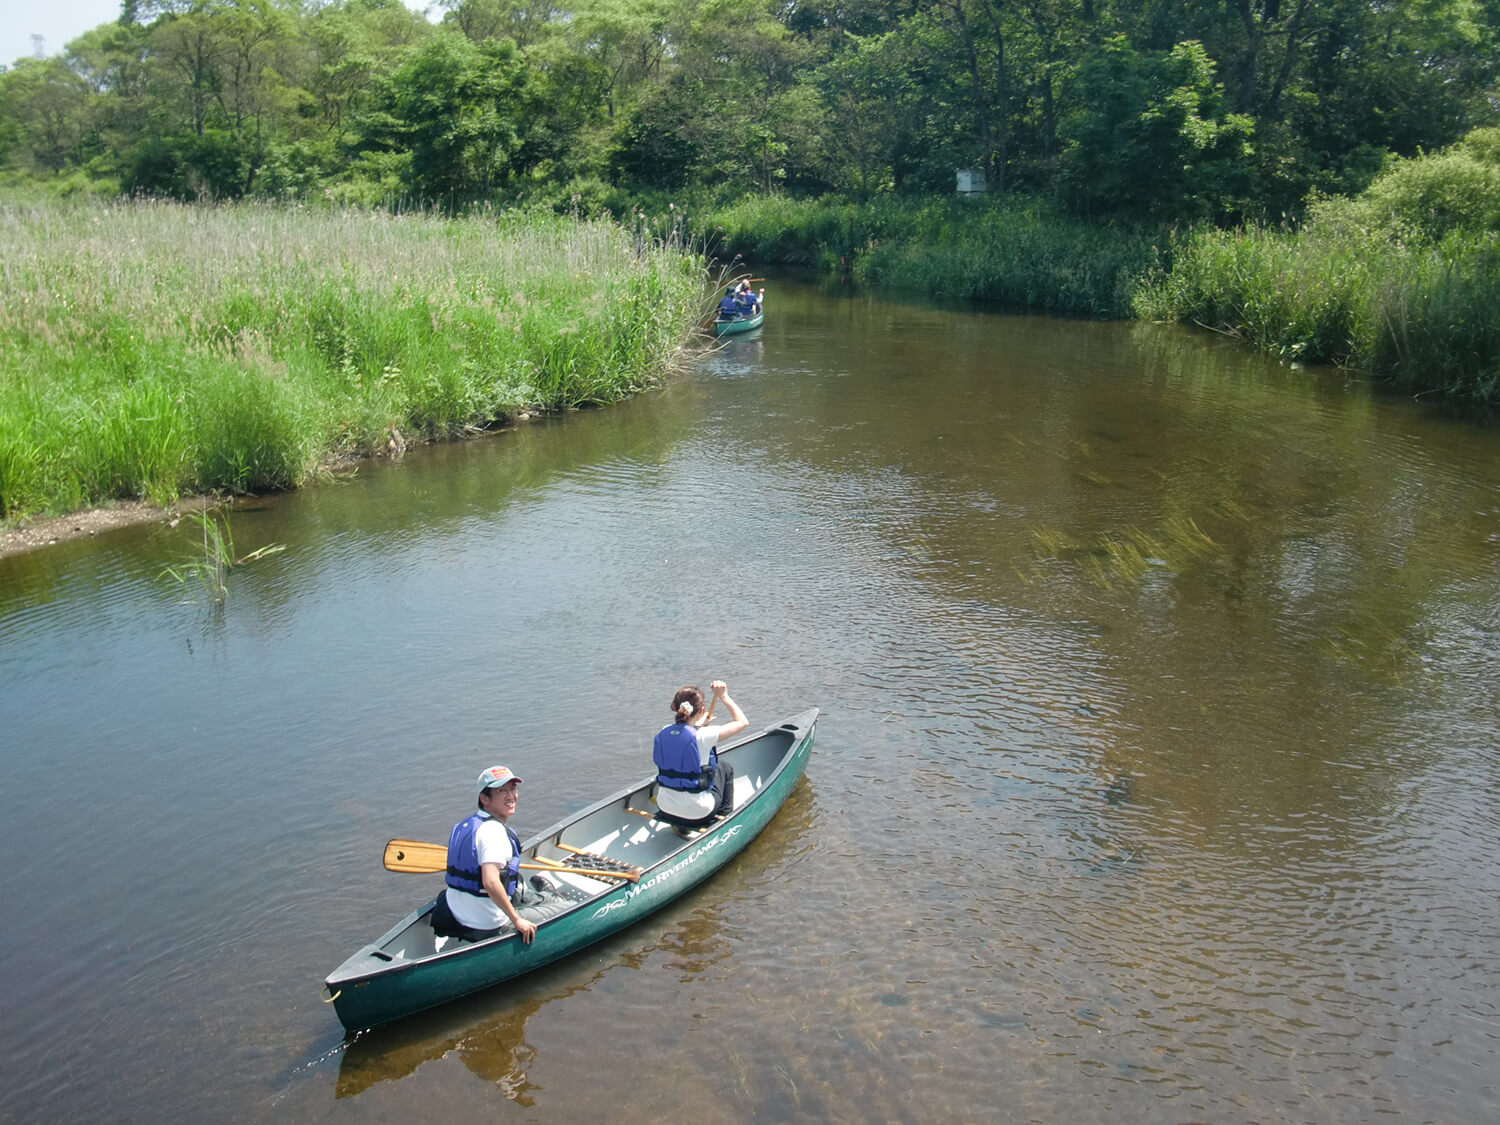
[732,774,756,805]
[648,807,712,832]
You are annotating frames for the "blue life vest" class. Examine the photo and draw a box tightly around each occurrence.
[736,292,755,313]
[719,294,739,315]
[654,722,717,791]
[445,813,521,899]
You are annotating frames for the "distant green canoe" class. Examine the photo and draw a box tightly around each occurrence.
[711,291,762,334]
[714,307,764,336]
[324,708,818,1031]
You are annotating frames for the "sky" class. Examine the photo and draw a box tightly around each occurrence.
[3,0,129,68]
[2,0,434,71]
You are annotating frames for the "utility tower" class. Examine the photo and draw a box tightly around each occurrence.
[31,34,46,58]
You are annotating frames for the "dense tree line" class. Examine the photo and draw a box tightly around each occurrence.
[1,0,1497,223]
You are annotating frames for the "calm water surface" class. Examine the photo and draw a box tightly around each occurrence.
[2,276,1498,1123]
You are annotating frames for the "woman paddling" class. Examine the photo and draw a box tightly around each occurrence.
[653,680,748,833]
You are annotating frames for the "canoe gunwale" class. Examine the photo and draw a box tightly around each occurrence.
[324,708,817,1028]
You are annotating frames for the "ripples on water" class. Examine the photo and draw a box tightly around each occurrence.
[1,279,1498,1122]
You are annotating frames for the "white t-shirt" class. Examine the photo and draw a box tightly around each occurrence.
[656,724,728,820]
[445,814,517,931]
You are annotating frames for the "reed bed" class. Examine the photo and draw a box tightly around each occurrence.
[0,200,707,520]
[849,202,1157,318]
[706,195,892,268]
[704,194,1158,318]
[1134,225,1500,403]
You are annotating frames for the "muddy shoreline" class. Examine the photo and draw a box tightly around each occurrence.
[0,497,220,560]
[0,414,555,561]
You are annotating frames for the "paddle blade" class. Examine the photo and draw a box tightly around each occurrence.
[384,838,447,873]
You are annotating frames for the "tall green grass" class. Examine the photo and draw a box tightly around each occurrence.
[1133,225,1500,403]
[1134,129,1500,404]
[702,194,1159,317]
[850,201,1158,318]
[0,200,707,520]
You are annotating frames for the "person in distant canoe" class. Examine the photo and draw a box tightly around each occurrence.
[735,281,761,315]
[718,287,741,319]
[653,680,749,831]
[430,766,539,944]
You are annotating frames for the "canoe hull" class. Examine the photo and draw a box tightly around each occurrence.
[713,310,763,336]
[325,708,817,1031]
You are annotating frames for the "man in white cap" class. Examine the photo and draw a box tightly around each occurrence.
[431,766,539,944]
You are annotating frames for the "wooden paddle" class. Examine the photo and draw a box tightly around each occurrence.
[383,838,446,873]
[383,839,640,882]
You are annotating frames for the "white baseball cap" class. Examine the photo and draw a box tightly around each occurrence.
[477,765,523,796]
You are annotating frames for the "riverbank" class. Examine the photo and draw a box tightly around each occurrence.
[0,497,210,559]
[0,200,709,525]
[0,407,559,559]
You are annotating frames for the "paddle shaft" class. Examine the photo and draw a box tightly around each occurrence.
[383,838,638,881]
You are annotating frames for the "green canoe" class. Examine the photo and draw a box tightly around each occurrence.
[713,308,764,336]
[324,708,818,1031]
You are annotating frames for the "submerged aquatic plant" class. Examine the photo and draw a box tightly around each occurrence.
[1031,516,1219,589]
[161,509,284,606]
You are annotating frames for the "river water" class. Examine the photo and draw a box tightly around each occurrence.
[2,275,1498,1123]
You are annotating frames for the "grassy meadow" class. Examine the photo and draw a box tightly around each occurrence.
[0,201,708,521]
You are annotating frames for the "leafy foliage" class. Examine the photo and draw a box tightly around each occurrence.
[354,34,538,205]
[1,0,1494,225]
[2,0,1499,407]
[1059,37,1256,222]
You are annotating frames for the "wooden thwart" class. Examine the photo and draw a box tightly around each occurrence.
[556,843,642,875]
[524,854,639,882]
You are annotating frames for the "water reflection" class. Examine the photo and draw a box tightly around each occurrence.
[334,955,609,1102]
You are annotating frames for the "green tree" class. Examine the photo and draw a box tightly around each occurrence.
[0,58,91,172]
[812,29,925,196]
[560,0,672,121]
[438,0,561,49]
[64,20,155,179]
[610,74,704,189]
[355,32,539,203]
[1059,35,1256,221]
[661,0,816,191]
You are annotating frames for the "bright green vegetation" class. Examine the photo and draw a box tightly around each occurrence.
[706,194,1158,318]
[704,130,1500,403]
[1134,129,1500,404]
[2,1,1498,409]
[0,200,706,520]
